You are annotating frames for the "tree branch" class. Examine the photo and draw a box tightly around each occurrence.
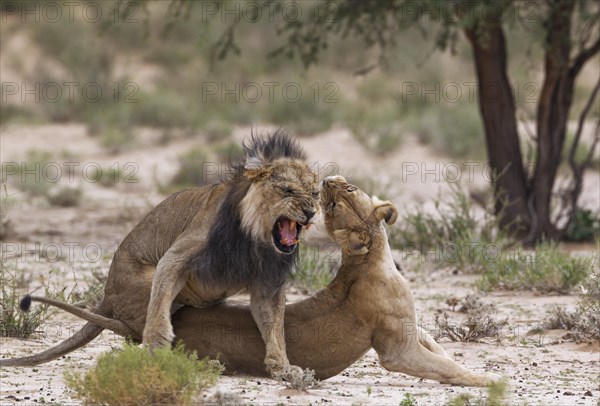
[569,77,600,173]
[570,37,600,77]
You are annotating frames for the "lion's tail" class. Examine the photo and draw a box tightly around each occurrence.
[0,296,135,367]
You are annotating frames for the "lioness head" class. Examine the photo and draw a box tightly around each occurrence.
[239,132,319,254]
[321,175,398,256]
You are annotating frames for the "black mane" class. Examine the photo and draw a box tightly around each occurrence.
[230,129,307,180]
[187,131,302,292]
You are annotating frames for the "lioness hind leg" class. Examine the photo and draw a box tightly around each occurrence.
[416,326,451,359]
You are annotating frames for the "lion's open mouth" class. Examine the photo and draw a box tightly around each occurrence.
[272,217,304,254]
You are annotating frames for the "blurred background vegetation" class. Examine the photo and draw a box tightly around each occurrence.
[3,0,596,161]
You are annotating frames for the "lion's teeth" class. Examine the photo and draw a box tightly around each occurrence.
[292,239,299,244]
[305,224,312,230]
[289,220,296,231]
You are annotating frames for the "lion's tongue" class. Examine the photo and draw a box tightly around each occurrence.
[279,219,297,246]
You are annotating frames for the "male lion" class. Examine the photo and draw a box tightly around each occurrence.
[8,177,501,387]
[1,131,319,379]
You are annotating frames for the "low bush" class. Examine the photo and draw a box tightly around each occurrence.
[478,242,593,294]
[435,295,507,342]
[291,246,337,293]
[65,343,222,406]
[0,264,50,338]
[390,186,505,272]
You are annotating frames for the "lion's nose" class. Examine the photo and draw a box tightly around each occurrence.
[303,208,316,222]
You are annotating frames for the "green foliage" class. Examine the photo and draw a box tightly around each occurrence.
[291,246,336,293]
[565,208,600,242]
[99,127,136,155]
[542,268,600,341]
[65,343,222,406]
[213,141,243,164]
[203,120,234,142]
[0,264,49,338]
[88,166,137,188]
[347,103,403,156]
[478,242,593,294]
[70,270,107,310]
[447,379,508,406]
[47,186,83,207]
[390,186,504,272]
[130,89,201,130]
[400,392,417,406]
[265,94,335,136]
[11,150,54,197]
[407,104,486,160]
[170,147,210,189]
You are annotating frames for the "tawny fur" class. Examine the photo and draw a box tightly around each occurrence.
[0,132,319,380]
[4,177,502,387]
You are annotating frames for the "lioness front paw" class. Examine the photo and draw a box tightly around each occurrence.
[480,372,503,386]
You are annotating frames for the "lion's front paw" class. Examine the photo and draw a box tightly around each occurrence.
[273,365,319,390]
[272,364,304,381]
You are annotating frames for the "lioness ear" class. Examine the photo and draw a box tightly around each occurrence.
[333,229,371,256]
[244,157,272,180]
[372,197,398,225]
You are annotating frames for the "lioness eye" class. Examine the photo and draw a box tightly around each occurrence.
[280,186,294,195]
[346,186,357,192]
[312,191,319,199]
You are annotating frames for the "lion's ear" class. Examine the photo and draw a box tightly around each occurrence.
[244,157,272,180]
[333,229,371,256]
[372,197,398,225]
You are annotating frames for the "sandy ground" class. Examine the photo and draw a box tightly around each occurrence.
[0,125,599,405]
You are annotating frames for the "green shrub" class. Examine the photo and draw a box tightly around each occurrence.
[265,94,335,136]
[65,343,222,406]
[541,268,600,341]
[0,264,49,338]
[347,104,403,156]
[478,242,593,294]
[203,120,233,142]
[47,186,83,207]
[407,103,486,160]
[291,246,337,293]
[213,141,244,164]
[131,89,200,130]
[390,186,504,272]
[12,150,55,197]
[565,208,600,242]
[88,166,136,188]
[99,127,136,155]
[170,147,210,189]
[447,379,509,406]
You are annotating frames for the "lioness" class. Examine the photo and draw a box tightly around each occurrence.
[10,176,501,386]
[1,132,319,379]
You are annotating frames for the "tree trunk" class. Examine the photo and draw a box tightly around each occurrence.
[465,24,531,239]
[532,0,576,241]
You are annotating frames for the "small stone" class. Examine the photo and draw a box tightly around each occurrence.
[563,391,574,396]
[584,391,592,397]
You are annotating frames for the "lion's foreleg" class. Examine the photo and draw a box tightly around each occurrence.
[142,258,189,350]
[250,287,302,379]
